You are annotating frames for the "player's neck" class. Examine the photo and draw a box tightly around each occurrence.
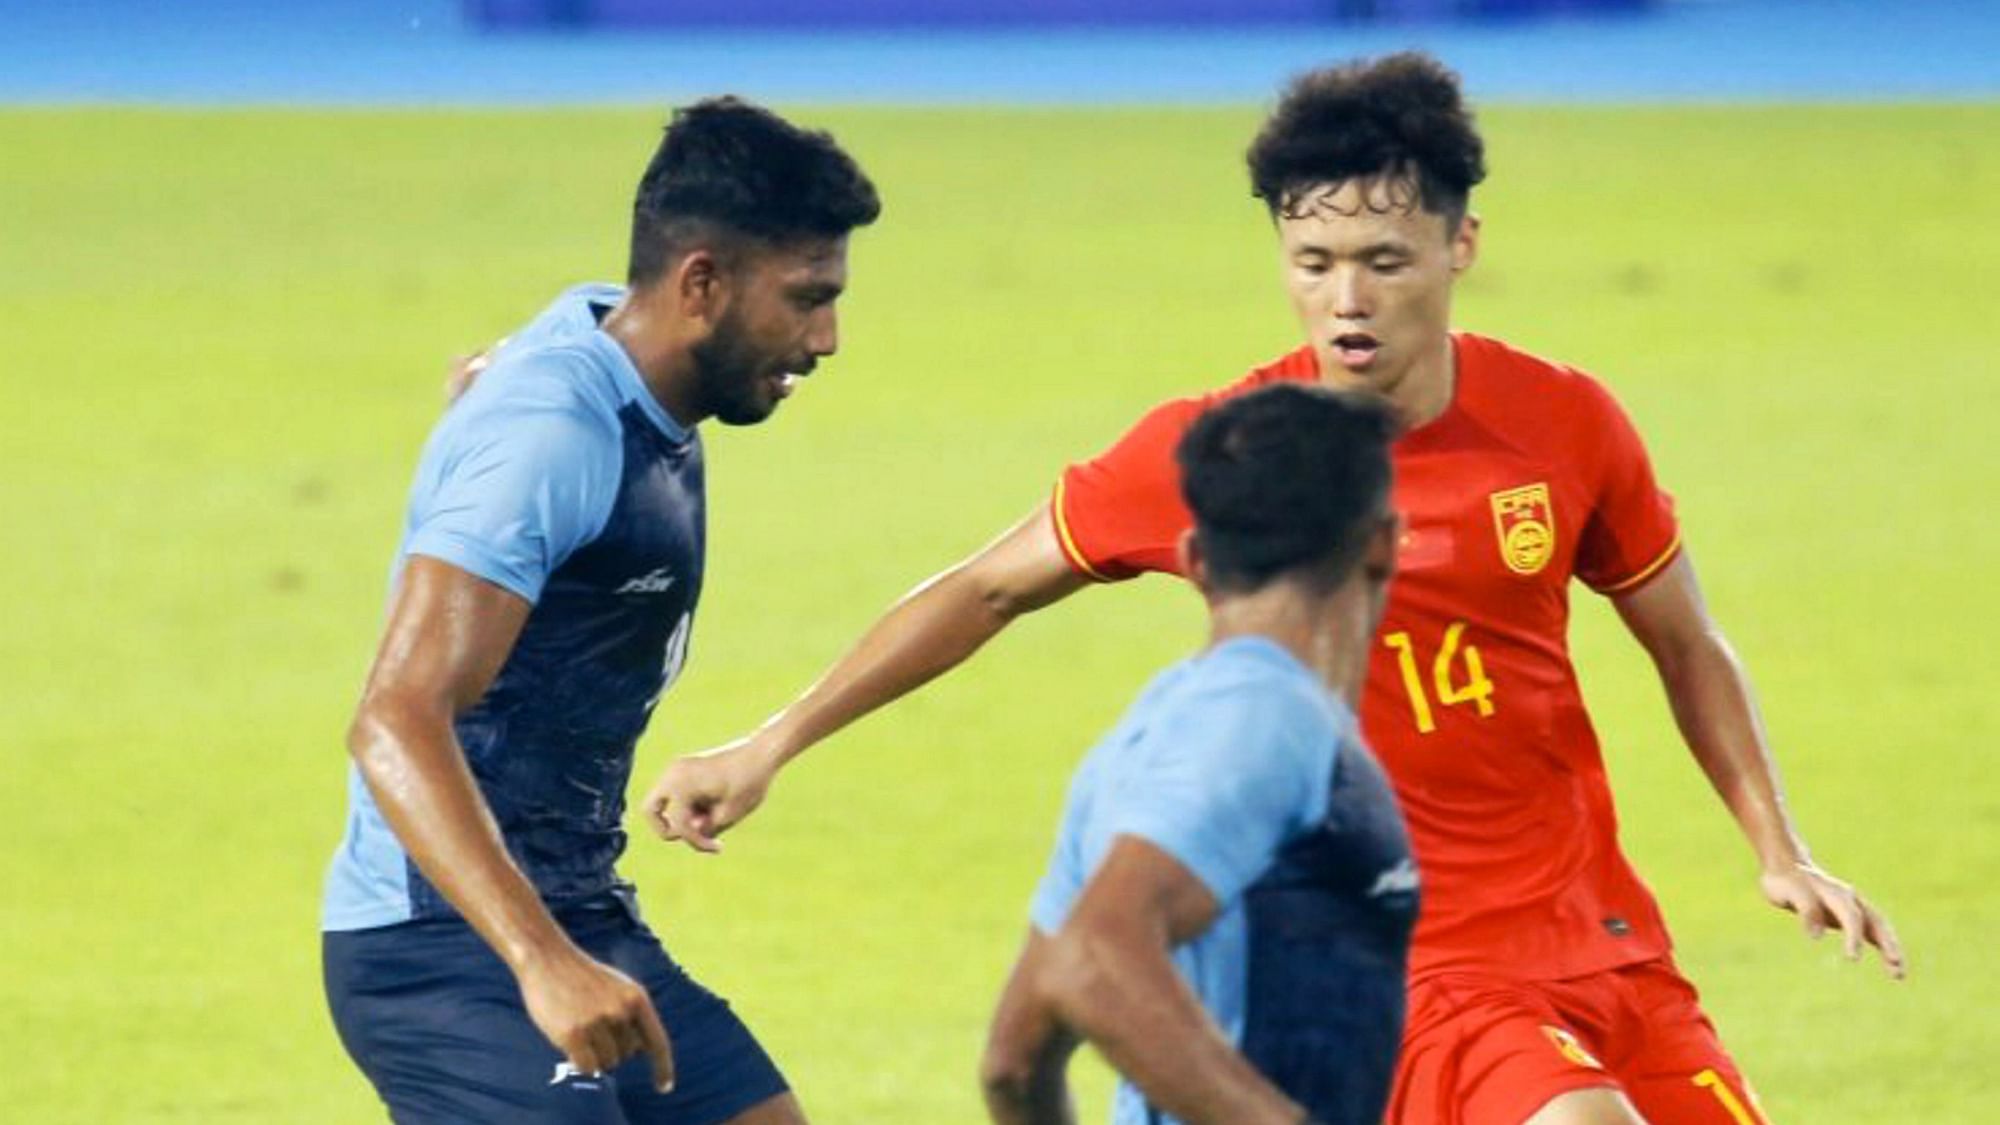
[601,299,706,428]
[1398,333,1458,431]
[1208,584,1372,704]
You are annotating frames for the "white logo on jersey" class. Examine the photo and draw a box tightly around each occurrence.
[550,1062,603,1086]
[1367,858,1420,898]
[616,567,678,595]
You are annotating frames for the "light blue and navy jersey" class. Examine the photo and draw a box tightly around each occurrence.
[1031,636,1418,1125]
[324,283,704,931]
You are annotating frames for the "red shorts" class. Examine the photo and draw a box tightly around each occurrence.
[1387,957,1769,1124]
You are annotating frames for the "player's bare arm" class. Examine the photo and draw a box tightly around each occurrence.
[989,837,1310,1125]
[980,933,1083,1125]
[644,503,1089,850]
[347,554,676,1087]
[1612,550,1905,978]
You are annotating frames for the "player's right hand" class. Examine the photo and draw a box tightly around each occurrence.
[642,736,783,853]
[518,945,675,1092]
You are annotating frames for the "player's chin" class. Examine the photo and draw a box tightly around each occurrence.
[714,402,780,427]
[712,386,786,427]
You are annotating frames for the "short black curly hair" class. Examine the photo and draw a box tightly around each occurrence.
[1247,52,1486,229]
[628,96,881,286]
[1177,383,1395,595]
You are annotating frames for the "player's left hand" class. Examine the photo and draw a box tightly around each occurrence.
[1759,861,1906,979]
[444,338,508,403]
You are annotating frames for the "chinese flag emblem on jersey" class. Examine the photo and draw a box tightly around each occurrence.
[1490,482,1556,575]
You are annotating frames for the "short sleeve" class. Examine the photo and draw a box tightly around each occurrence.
[1573,377,1682,595]
[404,388,623,604]
[1101,684,1329,908]
[1052,397,1203,581]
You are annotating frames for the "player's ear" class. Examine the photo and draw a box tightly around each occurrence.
[1450,211,1480,274]
[1177,529,1212,596]
[671,248,731,325]
[1365,512,1401,583]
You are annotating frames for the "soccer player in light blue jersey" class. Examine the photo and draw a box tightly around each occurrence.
[321,98,878,1125]
[980,384,1416,1125]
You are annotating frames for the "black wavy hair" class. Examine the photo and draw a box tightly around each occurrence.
[1176,383,1395,595]
[628,96,881,286]
[1247,52,1486,227]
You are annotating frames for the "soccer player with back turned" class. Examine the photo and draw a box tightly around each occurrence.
[982,384,1416,1125]
[321,99,878,1125]
[645,56,1903,1125]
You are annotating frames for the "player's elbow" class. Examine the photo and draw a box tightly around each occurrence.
[344,689,437,772]
[344,698,395,769]
[937,557,1027,623]
[1039,926,1128,1035]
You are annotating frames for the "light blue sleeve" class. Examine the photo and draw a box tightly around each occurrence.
[403,363,622,603]
[1100,682,1331,910]
[496,282,627,358]
[1029,772,1092,934]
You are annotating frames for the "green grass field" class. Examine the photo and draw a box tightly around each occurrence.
[2,103,1995,1121]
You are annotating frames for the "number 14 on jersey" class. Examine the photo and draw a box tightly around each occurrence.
[1382,621,1496,734]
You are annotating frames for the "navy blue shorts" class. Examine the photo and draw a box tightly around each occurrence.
[324,896,789,1124]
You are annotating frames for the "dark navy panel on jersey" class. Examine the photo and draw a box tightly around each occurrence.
[1240,730,1419,1124]
[324,282,705,930]
[1031,636,1417,1125]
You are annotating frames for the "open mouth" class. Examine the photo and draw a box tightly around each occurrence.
[767,358,818,401]
[1332,333,1381,370]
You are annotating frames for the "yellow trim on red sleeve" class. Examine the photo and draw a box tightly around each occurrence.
[1050,477,1112,582]
[1599,531,1683,594]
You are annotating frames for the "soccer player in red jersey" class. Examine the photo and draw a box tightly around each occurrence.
[644,55,1903,1124]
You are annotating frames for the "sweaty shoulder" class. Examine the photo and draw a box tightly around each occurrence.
[1052,346,1318,581]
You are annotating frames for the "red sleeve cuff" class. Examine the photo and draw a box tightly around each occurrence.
[1591,531,1683,595]
[1050,476,1115,582]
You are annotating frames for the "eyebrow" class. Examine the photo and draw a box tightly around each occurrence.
[1292,240,1414,260]
[1356,241,1414,258]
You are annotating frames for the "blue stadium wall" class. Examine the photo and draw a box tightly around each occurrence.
[467,0,1652,29]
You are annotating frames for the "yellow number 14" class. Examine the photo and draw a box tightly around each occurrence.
[1382,621,1496,734]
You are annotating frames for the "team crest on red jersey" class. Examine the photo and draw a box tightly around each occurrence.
[1490,483,1555,575]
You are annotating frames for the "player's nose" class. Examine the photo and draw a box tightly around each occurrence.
[806,304,839,357]
[1333,266,1374,319]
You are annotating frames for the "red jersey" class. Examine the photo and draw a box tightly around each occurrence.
[1053,332,1684,981]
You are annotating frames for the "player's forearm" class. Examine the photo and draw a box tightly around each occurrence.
[1655,630,1810,870]
[1045,929,1301,1125]
[347,695,575,971]
[762,565,1026,763]
[756,507,1087,766]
